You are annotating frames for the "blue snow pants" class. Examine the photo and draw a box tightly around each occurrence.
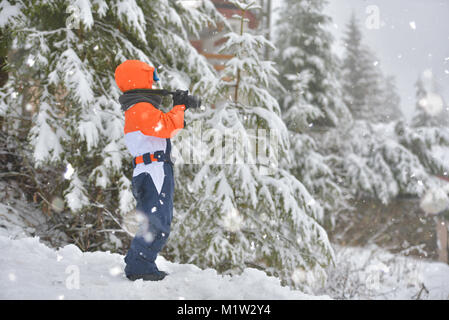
[124,162,174,277]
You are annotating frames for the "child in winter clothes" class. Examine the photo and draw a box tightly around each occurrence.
[115,60,188,281]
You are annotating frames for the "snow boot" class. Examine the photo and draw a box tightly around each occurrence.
[126,270,168,281]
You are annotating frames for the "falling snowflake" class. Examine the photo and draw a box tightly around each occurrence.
[64,163,75,180]
[291,268,307,285]
[222,207,244,232]
[154,121,163,132]
[27,56,35,67]
[143,231,155,243]
[418,93,444,116]
[420,188,449,214]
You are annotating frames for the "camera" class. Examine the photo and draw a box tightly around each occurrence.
[123,88,202,109]
[172,89,202,109]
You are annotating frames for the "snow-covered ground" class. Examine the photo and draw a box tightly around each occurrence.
[2,233,449,300]
[1,197,448,300]
[323,245,449,300]
[0,235,327,300]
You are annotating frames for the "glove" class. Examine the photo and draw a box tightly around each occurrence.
[172,90,188,108]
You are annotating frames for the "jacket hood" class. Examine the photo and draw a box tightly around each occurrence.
[115,60,155,92]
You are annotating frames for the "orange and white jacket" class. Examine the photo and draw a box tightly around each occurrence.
[115,60,185,193]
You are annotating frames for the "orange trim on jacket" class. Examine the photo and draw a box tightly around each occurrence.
[124,102,185,138]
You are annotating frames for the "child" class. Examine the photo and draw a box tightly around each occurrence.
[115,60,188,281]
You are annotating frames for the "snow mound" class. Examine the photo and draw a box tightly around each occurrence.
[0,236,328,300]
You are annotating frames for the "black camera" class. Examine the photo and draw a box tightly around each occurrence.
[172,89,202,109]
[122,88,202,109]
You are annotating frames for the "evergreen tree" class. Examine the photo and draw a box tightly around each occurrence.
[321,115,449,205]
[323,21,446,203]
[274,0,350,127]
[341,13,404,124]
[282,71,351,226]
[396,121,449,180]
[325,70,447,209]
[167,0,334,292]
[342,13,380,119]
[0,0,222,249]
[0,27,10,88]
[411,69,449,128]
[399,73,449,178]
[274,0,352,226]
[379,75,403,122]
[323,120,429,204]
[331,14,449,206]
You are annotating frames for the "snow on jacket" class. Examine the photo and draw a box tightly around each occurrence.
[115,60,185,193]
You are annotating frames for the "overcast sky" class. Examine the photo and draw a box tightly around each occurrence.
[273,0,449,120]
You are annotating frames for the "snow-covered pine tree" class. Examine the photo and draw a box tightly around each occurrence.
[321,109,449,204]
[323,119,435,204]
[274,0,350,127]
[397,70,449,179]
[0,27,10,88]
[281,71,351,227]
[273,0,352,227]
[323,13,439,204]
[341,13,376,119]
[378,75,403,122]
[341,13,399,123]
[411,69,449,128]
[321,100,447,210]
[396,121,449,182]
[167,0,334,291]
[0,0,222,249]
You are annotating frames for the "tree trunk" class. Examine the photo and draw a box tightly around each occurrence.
[264,0,272,60]
[234,8,246,105]
[436,217,448,263]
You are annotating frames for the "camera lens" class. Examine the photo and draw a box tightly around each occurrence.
[187,94,201,109]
